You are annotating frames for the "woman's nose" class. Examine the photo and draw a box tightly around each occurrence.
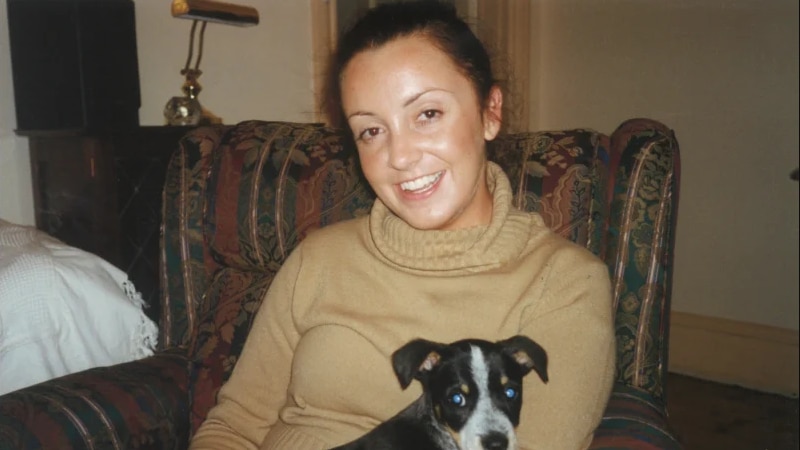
[387,132,422,170]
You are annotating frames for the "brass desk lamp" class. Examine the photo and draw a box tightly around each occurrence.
[164,0,259,126]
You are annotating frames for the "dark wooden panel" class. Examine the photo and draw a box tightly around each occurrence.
[27,126,193,321]
[29,134,120,265]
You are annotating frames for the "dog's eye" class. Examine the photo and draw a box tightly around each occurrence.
[449,393,466,406]
[504,387,518,399]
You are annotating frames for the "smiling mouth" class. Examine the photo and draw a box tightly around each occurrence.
[400,171,443,193]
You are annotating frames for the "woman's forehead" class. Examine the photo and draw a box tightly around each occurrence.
[345,35,456,76]
[340,35,476,110]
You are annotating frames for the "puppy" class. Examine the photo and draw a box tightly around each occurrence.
[331,335,548,450]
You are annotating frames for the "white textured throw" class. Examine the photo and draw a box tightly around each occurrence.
[0,219,158,395]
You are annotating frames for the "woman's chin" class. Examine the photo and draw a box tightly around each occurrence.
[398,211,455,231]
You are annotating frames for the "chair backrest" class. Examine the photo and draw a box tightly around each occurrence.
[158,118,680,433]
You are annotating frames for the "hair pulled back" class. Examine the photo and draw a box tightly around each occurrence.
[324,1,496,130]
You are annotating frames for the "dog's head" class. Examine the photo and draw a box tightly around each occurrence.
[392,335,548,450]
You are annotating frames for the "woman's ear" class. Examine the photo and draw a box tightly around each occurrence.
[482,85,503,141]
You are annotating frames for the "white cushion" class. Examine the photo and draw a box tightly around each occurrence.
[0,219,158,395]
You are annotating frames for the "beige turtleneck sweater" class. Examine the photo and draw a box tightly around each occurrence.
[190,163,615,450]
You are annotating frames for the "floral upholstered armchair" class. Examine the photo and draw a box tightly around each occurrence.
[0,118,682,449]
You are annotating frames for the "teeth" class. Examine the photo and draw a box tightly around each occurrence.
[400,171,442,192]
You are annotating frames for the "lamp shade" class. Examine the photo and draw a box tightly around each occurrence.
[171,0,258,26]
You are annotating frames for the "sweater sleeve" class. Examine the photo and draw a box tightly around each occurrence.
[189,246,304,450]
[516,246,616,450]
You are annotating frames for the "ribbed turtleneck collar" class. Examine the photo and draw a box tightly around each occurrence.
[368,162,534,274]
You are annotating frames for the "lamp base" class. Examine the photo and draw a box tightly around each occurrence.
[164,96,224,126]
[164,69,223,126]
[164,95,201,126]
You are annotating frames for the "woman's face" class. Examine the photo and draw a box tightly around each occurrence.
[340,35,502,231]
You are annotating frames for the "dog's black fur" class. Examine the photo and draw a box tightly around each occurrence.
[330,335,548,450]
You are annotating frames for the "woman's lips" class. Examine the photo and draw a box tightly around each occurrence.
[399,170,444,195]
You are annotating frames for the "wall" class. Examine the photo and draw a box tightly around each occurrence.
[530,0,799,332]
[135,1,315,126]
[529,0,798,393]
[0,0,315,226]
[0,0,33,225]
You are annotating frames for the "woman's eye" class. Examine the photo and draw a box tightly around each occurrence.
[449,393,466,406]
[358,127,381,141]
[504,387,518,399]
[418,109,441,122]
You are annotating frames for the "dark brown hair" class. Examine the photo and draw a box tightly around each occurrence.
[323,1,496,131]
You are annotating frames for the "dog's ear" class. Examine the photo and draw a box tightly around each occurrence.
[499,335,549,383]
[391,339,445,390]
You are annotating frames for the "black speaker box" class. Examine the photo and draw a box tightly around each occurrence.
[6,0,141,133]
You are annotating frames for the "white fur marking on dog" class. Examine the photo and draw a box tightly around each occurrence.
[460,346,517,450]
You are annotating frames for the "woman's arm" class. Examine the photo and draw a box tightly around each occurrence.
[517,246,616,450]
[189,247,304,450]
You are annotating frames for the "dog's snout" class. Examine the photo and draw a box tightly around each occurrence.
[481,431,509,450]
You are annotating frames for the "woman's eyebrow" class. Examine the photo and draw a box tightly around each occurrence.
[403,88,449,107]
[347,111,376,120]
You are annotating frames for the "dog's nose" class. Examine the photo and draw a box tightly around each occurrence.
[481,432,509,450]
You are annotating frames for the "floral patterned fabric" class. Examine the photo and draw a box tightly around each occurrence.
[487,129,611,257]
[0,118,682,449]
[159,126,225,350]
[605,119,681,403]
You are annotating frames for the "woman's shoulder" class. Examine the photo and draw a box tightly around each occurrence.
[278,216,373,282]
[296,215,370,252]
[517,209,606,268]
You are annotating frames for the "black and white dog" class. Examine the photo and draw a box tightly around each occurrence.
[331,335,548,450]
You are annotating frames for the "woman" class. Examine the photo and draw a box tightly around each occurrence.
[190,2,614,449]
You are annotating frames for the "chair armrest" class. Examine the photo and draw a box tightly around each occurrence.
[591,384,684,449]
[0,350,190,450]
[606,118,681,402]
